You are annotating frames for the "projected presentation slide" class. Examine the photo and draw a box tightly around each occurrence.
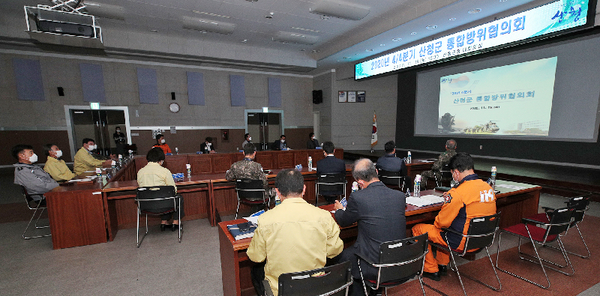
[438,57,557,137]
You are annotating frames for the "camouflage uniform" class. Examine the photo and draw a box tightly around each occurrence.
[225,159,268,187]
[421,149,457,188]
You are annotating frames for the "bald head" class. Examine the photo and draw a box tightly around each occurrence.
[352,158,378,182]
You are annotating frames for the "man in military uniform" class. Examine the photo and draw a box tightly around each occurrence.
[226,143,267,187]
[421,139,457,188]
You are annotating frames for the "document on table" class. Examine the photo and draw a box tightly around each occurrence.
[495,184,526,190]
[406,195,445,207]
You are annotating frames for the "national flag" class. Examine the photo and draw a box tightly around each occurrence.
[371,111,378,148]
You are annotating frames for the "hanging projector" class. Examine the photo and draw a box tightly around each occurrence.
[24,1,103,48]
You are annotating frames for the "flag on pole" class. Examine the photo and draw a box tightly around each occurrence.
[371,111,378,148]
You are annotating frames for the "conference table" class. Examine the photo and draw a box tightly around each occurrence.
[217,180,541,296]
[44,149,349,249]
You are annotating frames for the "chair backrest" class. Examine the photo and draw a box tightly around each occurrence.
[464,213,500,251]
[316,173,346,195]
[277,261,352,296]
[378,169,402,187]
[377,233,428,285]
[235,179,266,201]
[20,186,43,209]
[545,207,575,237]
[136,186,177,211]
[567,195,590,224]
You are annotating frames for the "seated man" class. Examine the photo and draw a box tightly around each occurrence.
[12,144,59,204]
[137,147,184,231]
[200,137,216,154]
[248,169,344,296]
[333,158,406,296]
[412,152,497,281]
[306,132,320,149]
[316,141,346,204]
[225,144,267,188]
[421,139,457,188]
[241,133,252,149]
[152,134,172,155]
[73,138,112,175]
[376,140,407,175]
[43,144,75,181]
[270,135,287,150]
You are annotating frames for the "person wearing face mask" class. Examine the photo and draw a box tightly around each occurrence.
[152,134,172,155]
[137,147,184,231]
[306,132,320,149]
[242,133,252,149]
[43,144,75,181]
[270,135,287,151]
[73,138,112,175]
[12,144,59,204]
[332,158,406,296]
[411,152,496,282]
[200,137,216,154]
[113,126,127,156]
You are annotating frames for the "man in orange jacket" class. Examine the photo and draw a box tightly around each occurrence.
[412,152,497,281]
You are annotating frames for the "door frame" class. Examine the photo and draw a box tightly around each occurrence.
[64,105,131,160]
[244,109,284,135]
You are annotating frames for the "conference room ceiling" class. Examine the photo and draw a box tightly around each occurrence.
[1,0,546,73]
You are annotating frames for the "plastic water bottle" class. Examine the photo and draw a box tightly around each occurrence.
[275,195,281,206]
[175,147,179,155]
[96,167,102,179]
[491,166,497,190]
[407,151,412,164]
[413,174,421,198]
[352,181,359,192]
[186,164,191,178]
[308,156,313,171]
[406,188,411,197]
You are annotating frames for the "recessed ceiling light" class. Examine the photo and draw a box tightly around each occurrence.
[241,39,248,43]
[410,32,417,36]
[150,29,158,32]
[312,49,319,53]
[379,43,385,47]
[499,0,507,2]
[192,10,231,19]
[468,8,482,14]
[321,15,330,20]
[449,17,456,21]
[392,37,402,42]
[366,49,373,52]
[265,12,274,19]
[426,25,437,30]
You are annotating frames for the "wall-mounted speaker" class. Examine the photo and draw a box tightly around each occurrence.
[57,87,64,96]
[312,90,323,104]
[171,92,176,100]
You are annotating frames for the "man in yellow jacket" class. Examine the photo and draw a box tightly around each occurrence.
[412,152,497,281]
[73,138,112,175]
[43,144,75,181]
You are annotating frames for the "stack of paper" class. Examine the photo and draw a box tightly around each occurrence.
[406,195,445,207]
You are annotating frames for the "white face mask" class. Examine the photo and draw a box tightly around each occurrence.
[207,143,212,146]
[29,153,38,163]
[88,144,97,151]
[116,129,121,133]
[248,137,252,141]
[161,139,166,144]
[55,150,63,158]
[281,139,285,143]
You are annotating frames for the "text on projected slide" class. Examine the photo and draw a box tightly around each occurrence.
[437,57,557,137]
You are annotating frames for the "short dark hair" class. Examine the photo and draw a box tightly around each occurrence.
[205,137,212,142]
[146,147,165,162]
[115,126,120,129]
[352,158,378,182]
[244,133,250,139]
[309,132,314,138]
[243,143,256,155]
[280,135,286,139]
[43,144,55,156]
[275,169,304,197]
[384,141,396,153]
[155,134,164,144]
[448,152,474,172]
[323,141,335,154]
[82,138,95,145]
[446,139,457,150]
[11,144,32,160]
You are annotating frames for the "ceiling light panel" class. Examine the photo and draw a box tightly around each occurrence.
[182,16,236,35]
[273,31,319,45]
[309,0,370,20]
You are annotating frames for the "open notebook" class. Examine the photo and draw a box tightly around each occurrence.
[406,195,445,207]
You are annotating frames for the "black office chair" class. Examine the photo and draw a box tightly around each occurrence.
[434,164,452,187]
[378,169,406,191]
[356,233,429,296]
[495,207,575,289]
[429,213,501,296]
[135,186,182,248]
[20,186,51,240]
[263,261,353,296]
[527,195,591,259]
[315,173,346,206]
[235,179,269,219]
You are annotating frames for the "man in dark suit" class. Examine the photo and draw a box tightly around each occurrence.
[270,135,287,150]
[316,141,346,203]
[376,140,406,174]
[200,137,216,154]
[333,158,406,296]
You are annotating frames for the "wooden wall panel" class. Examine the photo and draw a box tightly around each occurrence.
[164,155,188,174]
[276,151,295,169]
[189,155,213,174]
[255,153,274,169]
[213,154,235,173]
